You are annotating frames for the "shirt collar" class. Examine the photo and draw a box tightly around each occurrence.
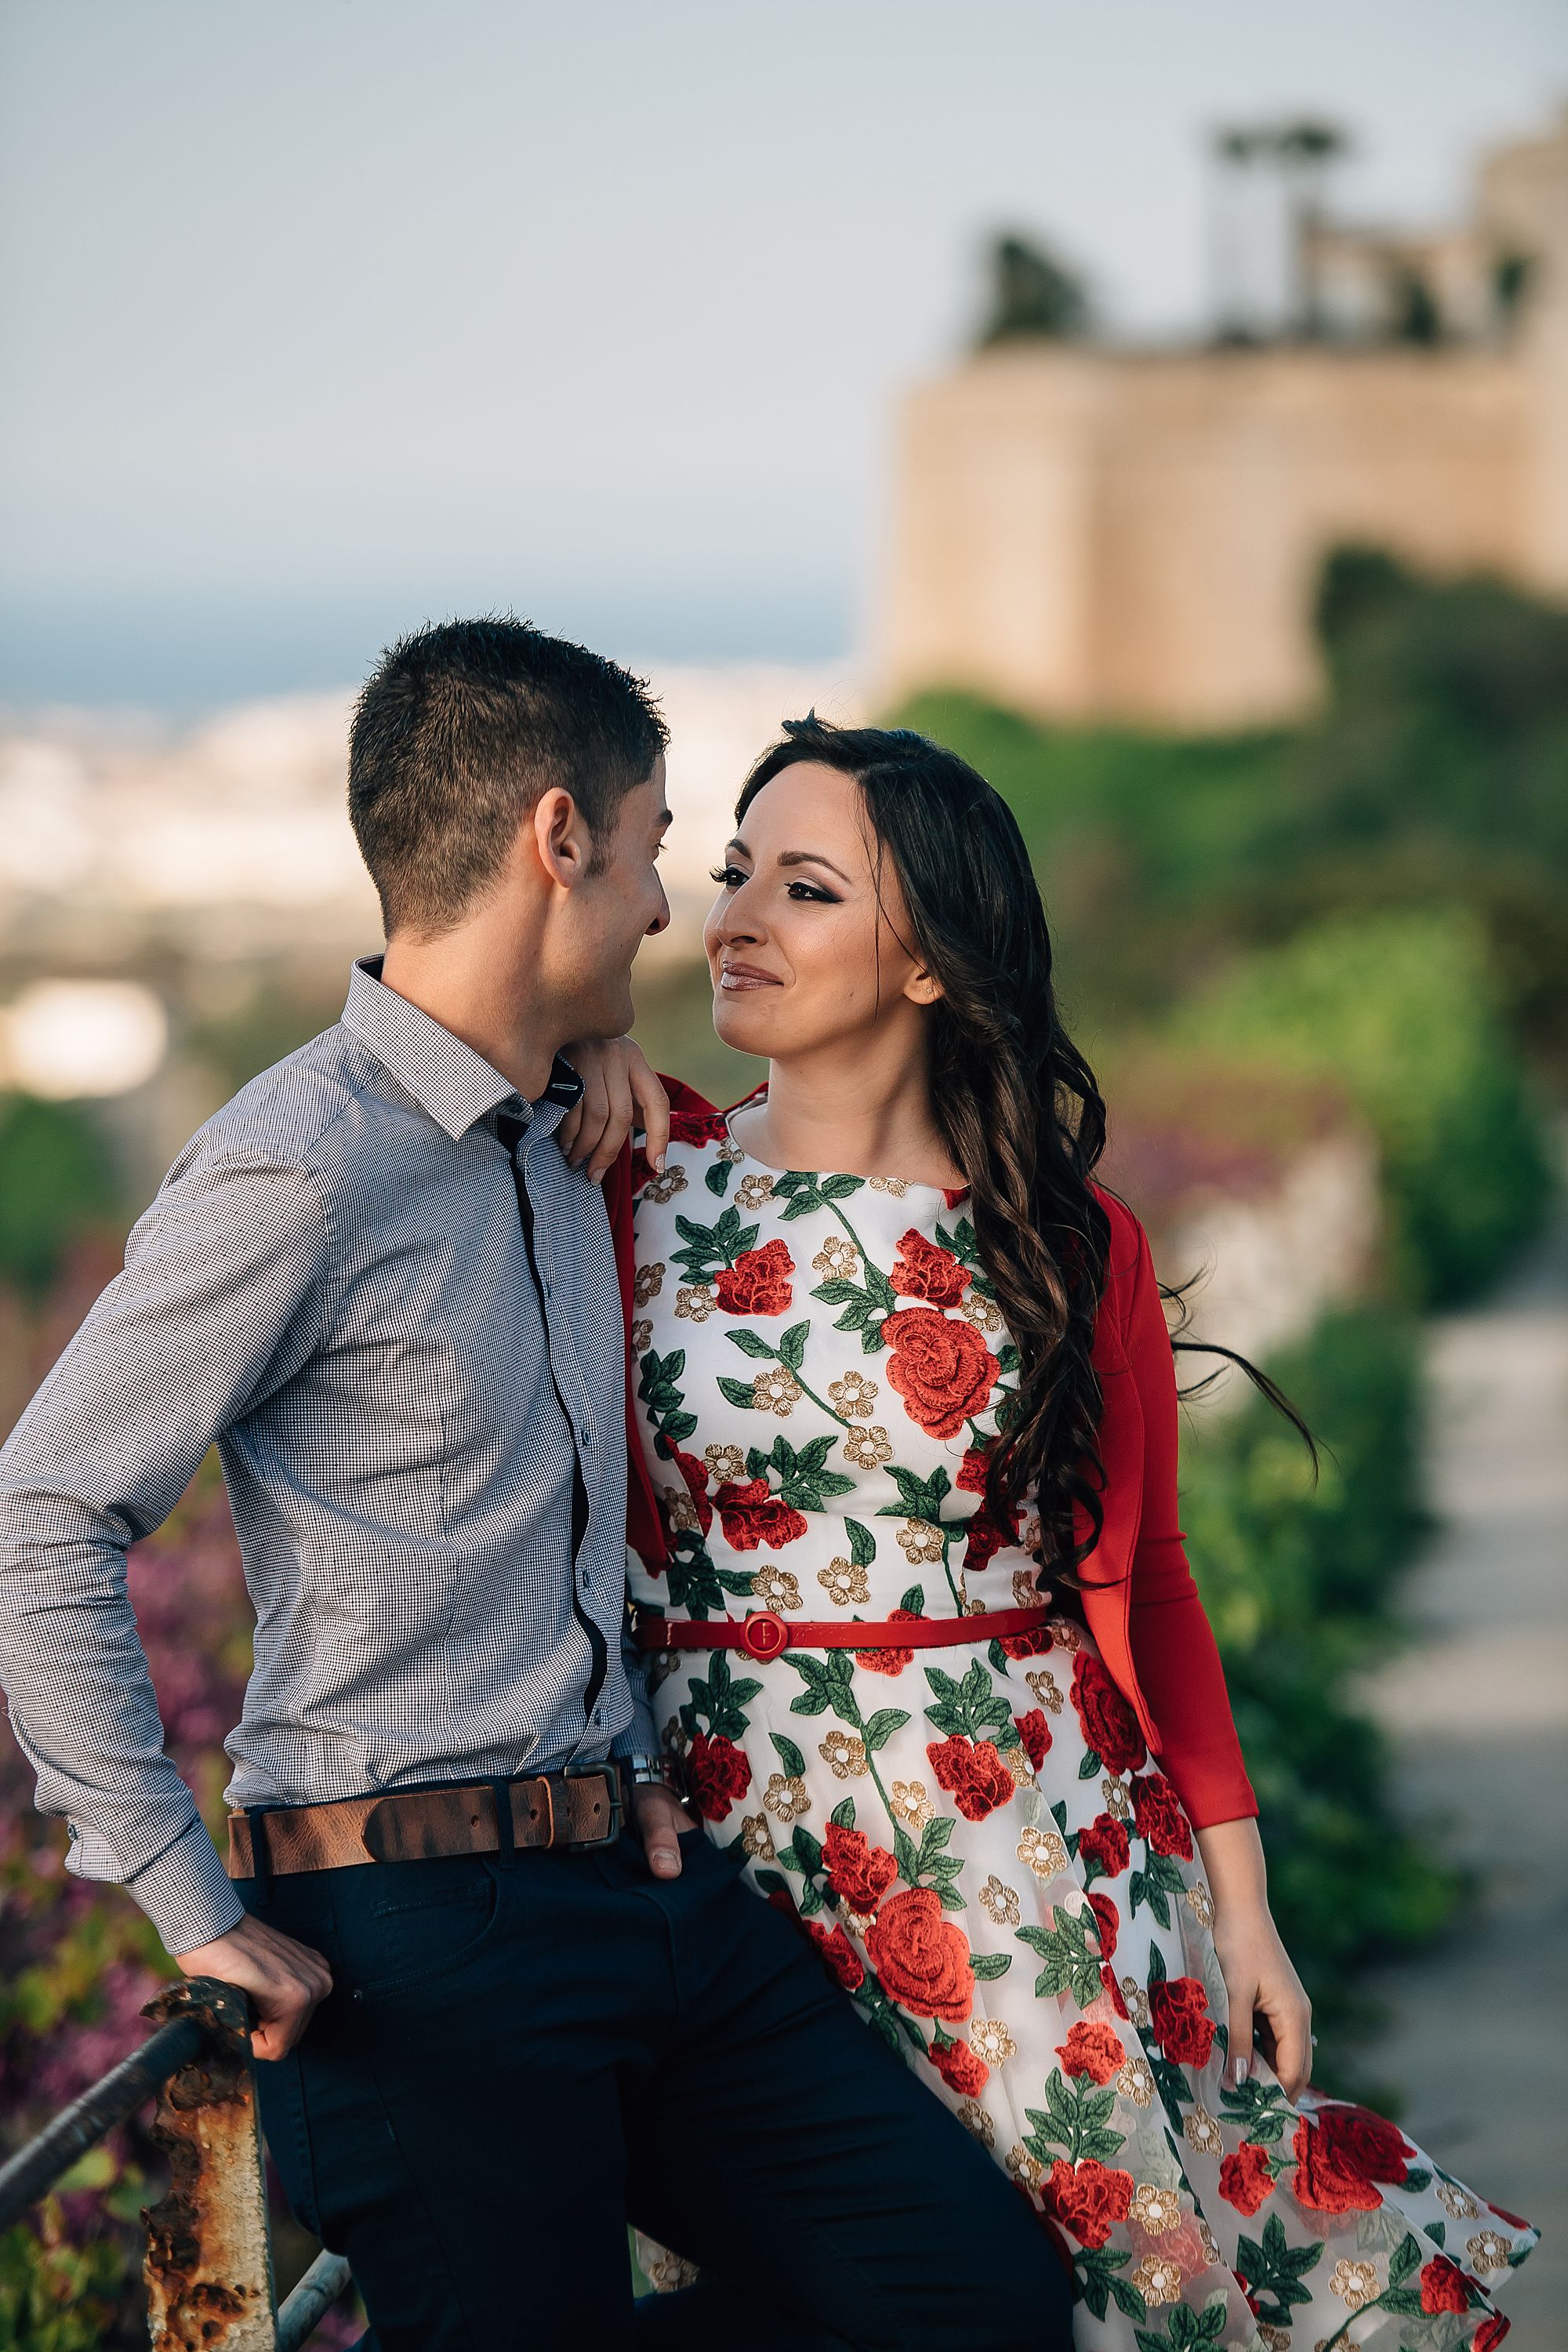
[339,956,583,1142]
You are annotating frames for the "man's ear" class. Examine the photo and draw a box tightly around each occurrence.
[532,787,593,891]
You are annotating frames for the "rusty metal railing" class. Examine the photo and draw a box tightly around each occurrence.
[0,1976,354,2350]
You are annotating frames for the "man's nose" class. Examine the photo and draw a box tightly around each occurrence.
[646,874,671,936]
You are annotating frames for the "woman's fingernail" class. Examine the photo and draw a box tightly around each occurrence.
[654,1153,666,1174]
[1234,2058,1250,2086]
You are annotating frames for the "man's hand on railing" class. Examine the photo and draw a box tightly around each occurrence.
[172,1915,333,2060]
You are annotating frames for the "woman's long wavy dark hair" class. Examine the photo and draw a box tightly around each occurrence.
[736,716,1310,1582]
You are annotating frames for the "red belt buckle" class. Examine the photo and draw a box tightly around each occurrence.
[741,1610,789,1661]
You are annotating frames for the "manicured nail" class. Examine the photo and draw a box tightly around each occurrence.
[654,1153,666,1174]
[1234,2058,1250,2086]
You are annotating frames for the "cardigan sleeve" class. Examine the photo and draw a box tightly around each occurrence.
[1120,1218,1258,1829]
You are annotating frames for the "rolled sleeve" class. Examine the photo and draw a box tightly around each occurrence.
[0,1152,326,1955]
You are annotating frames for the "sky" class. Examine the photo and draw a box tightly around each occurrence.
[2,0,1566,710]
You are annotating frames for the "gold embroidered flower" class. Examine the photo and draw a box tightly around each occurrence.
[1256,2328,1291,2352]
[641,2244,700,2292]
[1130,2257,1182,2307]
[633,1261,666,1307]
[896,1518,946,1565]
[1466,2230,1512,2276]
[971,2017,1017,2067]
[1436,2181,1479,2220]
[868,1175,909,1196]
[979,1874,1022,1927]
[1185,1879,1215,1927]
[662,1714,690,1755]
[641,1167,688,1204]
[842,1424,894,1470]
[1121,1977,1152,2031]
[736,1171,775,1210]
[753,1366,803,1416]
[1050,1619,1083,1652]
[659,1484,701,1534]
[1182,2104,1222,2156]
[828,1368,878,1417]
[1016,1825,1069,1879]
[891,1778,934,1828]
[716,1138,744,1166]
[818,1556,870,1606]
[631,1318,653,1356]
[1101,1777,1133,1823]
[674,1283,718,1322]
[704,1443,746,1484]
[1197,2220,1222,2268]
[1025,1668,1063,1714]
[762,1772,811,1824]
[819,1729,869,1779]
[1118,2055,1156,2109]
[1128,2183,1181,2235]
[1012,1569,1044,1609]
[1021,1514,1043,1557]
[1004,2145,1043,2190]
[1004,1744,1034,1788]
[750,1564,802,1612]
[841,1907,877,1938]
[1329,2260,1378,2310]
[739,1813,775,1860]
[963,1294,1004,1333]
[813,1235,859,1279]
[958,2100,995,2148]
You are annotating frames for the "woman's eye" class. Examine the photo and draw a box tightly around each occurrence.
[709,865,747,889]
[786,881,837,902]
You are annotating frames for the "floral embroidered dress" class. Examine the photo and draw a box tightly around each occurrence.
[627,1103,1536,2351]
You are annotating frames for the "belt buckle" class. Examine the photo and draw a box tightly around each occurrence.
[562,1759,624,1849]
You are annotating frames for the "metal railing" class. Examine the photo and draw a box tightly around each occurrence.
[0,1977,354,2351]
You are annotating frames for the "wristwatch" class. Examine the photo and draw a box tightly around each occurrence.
[622,1751,687,1798]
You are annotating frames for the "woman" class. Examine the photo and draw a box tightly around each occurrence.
[612,718,1534,2350]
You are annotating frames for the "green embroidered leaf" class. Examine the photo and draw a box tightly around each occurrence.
[845,1518,877,1569]
[727,1327,776,1360]
[880,1464,953,1523]
[1073,2246,1144,2325]
[899,1583,924,1613]
[790,1824,823,1877]
[753,1869,790,1901]
[915,1816,954,1867]
[661,1410,699,1446]
[820,1173,866,1200]
[717,1376,762,1409]
[829,1795,856,1829]
[1014,1905,1104,2006]
[1128,1867,1172,1929]
[995,1342,1021,1375]
[1424,2221,1446,2249]
[1388,2234,1422,2286]
[862,1707,911,1754]
[705,1160,731,1196]
[892,1824,921,1881]
[786,1656,834,1715]
[1403,2165,1432,2196]
[1078,1750,1102,1780]
[717,1567,757,1596]
[771,1732,807,1777]
[969,1951,1012,1980]
[778,1320,809,1371]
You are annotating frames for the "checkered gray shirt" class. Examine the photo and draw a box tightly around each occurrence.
[0,957,655,1955]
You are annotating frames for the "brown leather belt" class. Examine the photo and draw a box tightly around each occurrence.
[225,1762,626,1881]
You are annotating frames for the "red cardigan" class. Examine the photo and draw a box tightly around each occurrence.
[604,1099,1257,1831]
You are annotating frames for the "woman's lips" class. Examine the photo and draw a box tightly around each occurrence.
[719,964,782,991]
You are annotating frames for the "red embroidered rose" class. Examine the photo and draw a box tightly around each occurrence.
[889,1228,969,1308]
[956,1443,993,1494]
[1290,2116,1383,2214]
[926,1736,1016,1821]
[884,1308,999,1440]
[715,1239,794,1316]
[1087,1891,1120,1962]
[665,1443,713,1536]
[685,1731,753,1822]
[1472,2317,1512,2350]
[855,1609,921,1675]
[1311,2103,1414,2187]
[963,1497,1022,1574]
[669,1109,729,1145]
[714,1479,809,1552]
[1149,1975,1216,2067]
[1130,1772,1194,1860]
[865,1887,975,2021]
[1101,1964,1130,2017]
[1056,2020,1126,2084]
[1420,2258,1475,2316]
[998,1622,1054,1659]
[823,1822,898,1915]
[1014,1709,1052,1771]
[1070,1654,1148,1778]
[1219,2141,1276,2215]
[1077,1813,1131,1878]
[808,1921,866,1992]
[929,2037,989,2096]
[1044,2158,1134,2249]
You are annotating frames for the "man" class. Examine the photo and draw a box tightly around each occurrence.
[0,621,1068,2350]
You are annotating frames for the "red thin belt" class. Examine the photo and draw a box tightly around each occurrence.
[634,1603,1051,1664]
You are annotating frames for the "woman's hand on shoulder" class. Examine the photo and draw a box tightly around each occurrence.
[1195,1816,1313,2100]
[557,1039,670,1183]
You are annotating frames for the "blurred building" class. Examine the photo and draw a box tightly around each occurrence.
[880,108,1568,729]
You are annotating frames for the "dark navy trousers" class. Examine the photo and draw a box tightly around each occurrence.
[241,1826,1070,2350]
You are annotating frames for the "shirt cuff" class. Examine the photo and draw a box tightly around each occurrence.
[122,1818,245,1956]
[610,1693,662,1759]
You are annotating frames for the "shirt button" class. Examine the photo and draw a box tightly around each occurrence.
[580,1569,590,1590]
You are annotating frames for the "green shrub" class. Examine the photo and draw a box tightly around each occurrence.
[0,1097,122,1295]
[1180,1307,1457,2062]
[1173,909,1553,1304]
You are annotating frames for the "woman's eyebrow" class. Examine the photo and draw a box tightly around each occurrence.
[777,849,854,884]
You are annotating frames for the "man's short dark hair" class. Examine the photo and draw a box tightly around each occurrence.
[348,616,669,936]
